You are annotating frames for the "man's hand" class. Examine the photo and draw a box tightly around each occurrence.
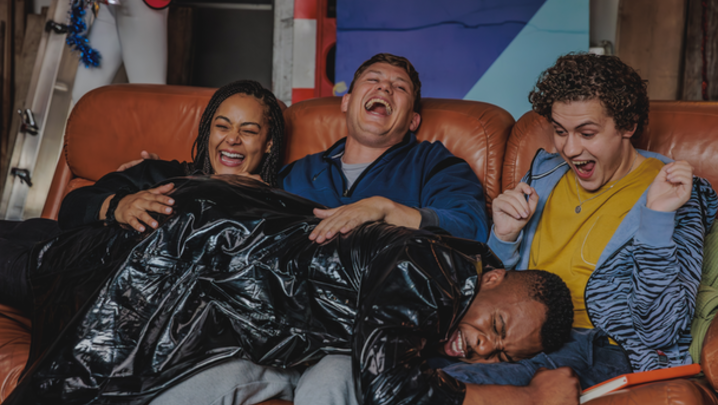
[491,182,539,242]
[116,150,160,172]
[101,183,175,232]
[309,196,421,243]
[646,160,693,213]
[527,368,580,405]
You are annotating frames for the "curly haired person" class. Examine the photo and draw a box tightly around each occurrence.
[441,53,718,392]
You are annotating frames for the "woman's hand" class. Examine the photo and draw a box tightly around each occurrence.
[491,182,539,243]
[101,183,175,232]
[646,161,693,213]
[116,150,160,172]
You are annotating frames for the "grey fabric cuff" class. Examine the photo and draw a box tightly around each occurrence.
[418,208,440,229]
[635,204,676,247]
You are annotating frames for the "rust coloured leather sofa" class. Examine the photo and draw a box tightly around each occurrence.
[0,84,513,404]
[1,84,718,404]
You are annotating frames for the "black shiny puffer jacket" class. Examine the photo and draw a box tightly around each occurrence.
[7,176,500,405]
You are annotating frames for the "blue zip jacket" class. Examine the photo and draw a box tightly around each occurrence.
[488,149,718,371]
[279,133,489,242]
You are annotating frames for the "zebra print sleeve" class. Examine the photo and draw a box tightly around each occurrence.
[628,178,718,347]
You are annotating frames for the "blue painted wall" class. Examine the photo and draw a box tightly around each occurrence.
[335,0,588,119]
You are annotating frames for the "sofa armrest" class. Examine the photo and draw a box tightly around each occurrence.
[0,304,31,403]
[41,152,73,220]
[584,377,717,405]
[701,311,718,390]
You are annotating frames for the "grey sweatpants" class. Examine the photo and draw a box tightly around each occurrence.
[150,355,358,405]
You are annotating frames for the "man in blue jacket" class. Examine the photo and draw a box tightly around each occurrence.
[280,53,490,243]
[270,52,491,405]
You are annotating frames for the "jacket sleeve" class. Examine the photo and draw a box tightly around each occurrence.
[420,157,490,242]
[487,227,523,270]
[58,160,186,230]
[628,178,718,347]
[352,237,478,405]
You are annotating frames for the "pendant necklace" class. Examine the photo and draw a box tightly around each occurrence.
[574,151,638,214]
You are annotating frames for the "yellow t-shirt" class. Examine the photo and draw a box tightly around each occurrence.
[529,158,664,329]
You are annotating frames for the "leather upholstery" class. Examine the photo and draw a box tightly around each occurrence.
[0,305,30,403]
[5,85,515,403]
[42,87,513,219]
[586,378,718,405]
[2,86,717,404]
[703,305,718,390]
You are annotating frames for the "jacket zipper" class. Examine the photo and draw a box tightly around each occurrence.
[340,135,411,198]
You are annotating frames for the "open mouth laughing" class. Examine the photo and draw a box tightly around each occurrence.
[572,159,595,179]
[218,150,245,167]
[444,328,467,358]
[364,98,393,116]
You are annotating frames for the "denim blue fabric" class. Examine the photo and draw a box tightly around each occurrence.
[439,328,633,390]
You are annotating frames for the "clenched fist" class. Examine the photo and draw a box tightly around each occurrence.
[491,182,539,242]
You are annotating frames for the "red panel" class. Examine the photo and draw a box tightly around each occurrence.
[294,0,318,19]
[292,88,315,104]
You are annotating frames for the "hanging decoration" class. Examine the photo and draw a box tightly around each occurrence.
[67,0,102,68]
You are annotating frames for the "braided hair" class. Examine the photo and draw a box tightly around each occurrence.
[191,80,285,187]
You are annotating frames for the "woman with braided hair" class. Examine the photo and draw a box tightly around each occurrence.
[0,79,285,315]
[59,79,285,232]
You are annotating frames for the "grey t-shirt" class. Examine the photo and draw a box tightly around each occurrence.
[341,160,371,189]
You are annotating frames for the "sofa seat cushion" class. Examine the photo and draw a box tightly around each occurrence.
[0,304,30,403]
[585,377,718,405]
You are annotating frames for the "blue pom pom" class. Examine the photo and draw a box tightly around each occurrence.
[67,0,101,68]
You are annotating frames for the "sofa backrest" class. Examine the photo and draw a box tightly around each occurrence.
[502,101,718,195]
[42,85,514,219]
[42,85,215,219]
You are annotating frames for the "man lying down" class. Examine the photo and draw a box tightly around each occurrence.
[6,176,577,405]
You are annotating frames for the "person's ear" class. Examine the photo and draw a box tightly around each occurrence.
[409,112,421,132]
[341,93,351,113]
[265,139,273,154]
[481,268,507,290]
[621,122,637,139]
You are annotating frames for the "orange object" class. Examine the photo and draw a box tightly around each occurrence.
[581,363,703,403]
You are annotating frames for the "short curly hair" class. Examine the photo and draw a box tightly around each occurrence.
[509,269,574,353]
[529,53,649,139]
[347,53,422,113]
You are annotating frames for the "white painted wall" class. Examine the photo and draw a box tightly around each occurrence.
[590,0,619,47]
[33,0,52,15]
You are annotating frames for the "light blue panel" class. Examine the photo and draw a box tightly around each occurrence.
[463,0,588,119]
